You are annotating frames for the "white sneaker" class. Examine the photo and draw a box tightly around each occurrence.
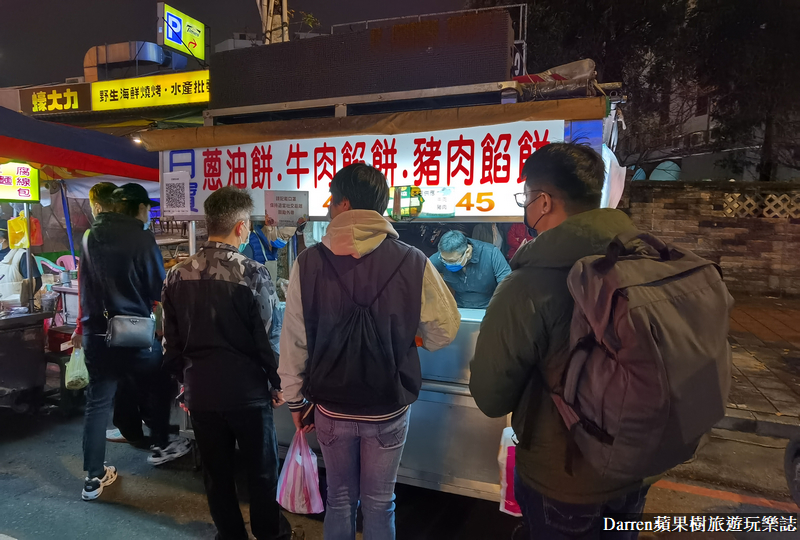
[105,428,127,443]
[81,465,118,501]
[147,437,191,466]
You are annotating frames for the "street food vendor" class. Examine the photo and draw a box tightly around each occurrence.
[243,223,295,263]
[430,230,511,309]
[0,219,41,306]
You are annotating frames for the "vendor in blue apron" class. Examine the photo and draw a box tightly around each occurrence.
[430,230,511,309]
[241,223,295,353]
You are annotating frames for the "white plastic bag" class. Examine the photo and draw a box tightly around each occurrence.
[65,348,89,390]
[277,430,324,514]
[498,427,522,517]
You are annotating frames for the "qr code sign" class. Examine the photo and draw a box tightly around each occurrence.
[165,182,188,212]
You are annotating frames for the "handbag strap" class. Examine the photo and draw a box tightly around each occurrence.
[82,230,109,319]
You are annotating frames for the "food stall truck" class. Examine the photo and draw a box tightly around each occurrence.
[143,74,624,501]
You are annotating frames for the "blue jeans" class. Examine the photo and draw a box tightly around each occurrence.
[514,471,650,540]
[316,409,410,540]
[82,335,171,478]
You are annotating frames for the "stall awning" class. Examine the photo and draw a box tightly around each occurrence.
[140,97,609,152]
[0,106,158,181]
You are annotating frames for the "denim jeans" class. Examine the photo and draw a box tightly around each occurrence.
[190,405,291,540]
[316,409,410,540]
[514,471,650,540]
[82,335,172,478]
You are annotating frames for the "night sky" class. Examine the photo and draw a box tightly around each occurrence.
[0,0,466,87]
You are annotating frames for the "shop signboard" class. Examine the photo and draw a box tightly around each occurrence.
[19,83,92,115]
[0,163,39,203]
[160,120,565,220]
[92,70,210,111]
[157,3,206,62]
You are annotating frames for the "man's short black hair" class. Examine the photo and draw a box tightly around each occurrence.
[522,143,605,214]
[205,186,253,237]
[89,182,117,210]
[330,163,390,214]
[439,230,468,255]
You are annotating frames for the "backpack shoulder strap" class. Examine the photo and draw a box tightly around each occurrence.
[368,243,412,308]
[316,244,357,306]
[316,241,413,309]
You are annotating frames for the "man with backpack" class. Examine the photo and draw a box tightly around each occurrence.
[279,163,460,540]
[470,144,732,538]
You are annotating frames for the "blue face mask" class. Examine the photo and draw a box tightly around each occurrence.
[272,238,287,249]
[444,263,464,272]
[143,221,151,231]
[238,242,248,253]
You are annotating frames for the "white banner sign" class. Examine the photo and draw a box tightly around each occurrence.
[161,119,565,219]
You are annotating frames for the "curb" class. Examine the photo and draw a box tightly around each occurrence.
[716,407,800,440]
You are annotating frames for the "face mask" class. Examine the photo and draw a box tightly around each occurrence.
[443,247,470,272]
[523,194,545,239]
[237,224,249,252]
[272,238,287,249]
[143,221,151,231]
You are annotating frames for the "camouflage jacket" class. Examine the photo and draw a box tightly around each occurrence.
[162,241,281,411]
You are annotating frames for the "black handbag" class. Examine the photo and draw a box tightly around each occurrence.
[82,231,155,349]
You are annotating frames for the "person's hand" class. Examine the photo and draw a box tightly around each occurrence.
[291,410,315,434]
[70,331,82,350]
[271,389,285,408]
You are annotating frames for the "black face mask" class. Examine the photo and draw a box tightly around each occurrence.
[523,194,545,239]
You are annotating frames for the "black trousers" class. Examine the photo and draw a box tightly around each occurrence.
[191,405,291,540]
[113,369,179,444]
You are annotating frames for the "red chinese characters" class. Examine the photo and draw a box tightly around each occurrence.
[202,148,223,191]
[16,166,30,176]
[480,133,512,184]
[0,176,12,186]
[226,147,247,189]
[17,188,31,198]
[371,139,398,186]
[251,145,273,190]
[342,142,366,167]
[413,137,442,187]
[15,177,31,187]
[517,130,551,182]
[286,144,309,189]
[447,135,474,186]
[314,143,336,188]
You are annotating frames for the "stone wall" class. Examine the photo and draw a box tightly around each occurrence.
[622,181,800,296]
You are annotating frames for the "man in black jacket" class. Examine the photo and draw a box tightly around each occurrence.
[162,187,291,540]
[79,183,188,502]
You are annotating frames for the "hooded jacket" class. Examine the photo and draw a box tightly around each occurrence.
[470,209,645,504]
[279,210,460,421]
[79,212,164,336]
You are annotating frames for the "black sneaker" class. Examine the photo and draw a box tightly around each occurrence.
[147,437,191,466]
[81,465,118,501]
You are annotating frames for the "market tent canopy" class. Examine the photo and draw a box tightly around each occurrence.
[139,97,609,151]
[0,106,158,181]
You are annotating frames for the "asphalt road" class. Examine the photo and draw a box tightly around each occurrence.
[0,409,797,540]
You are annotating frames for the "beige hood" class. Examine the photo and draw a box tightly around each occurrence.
[322,210,399,258]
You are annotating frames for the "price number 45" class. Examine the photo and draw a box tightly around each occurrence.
[456,192,495,212]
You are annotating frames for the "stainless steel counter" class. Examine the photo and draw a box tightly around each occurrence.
[0,311,52,409]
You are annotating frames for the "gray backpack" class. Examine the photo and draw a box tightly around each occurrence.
[551,232,733,480]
